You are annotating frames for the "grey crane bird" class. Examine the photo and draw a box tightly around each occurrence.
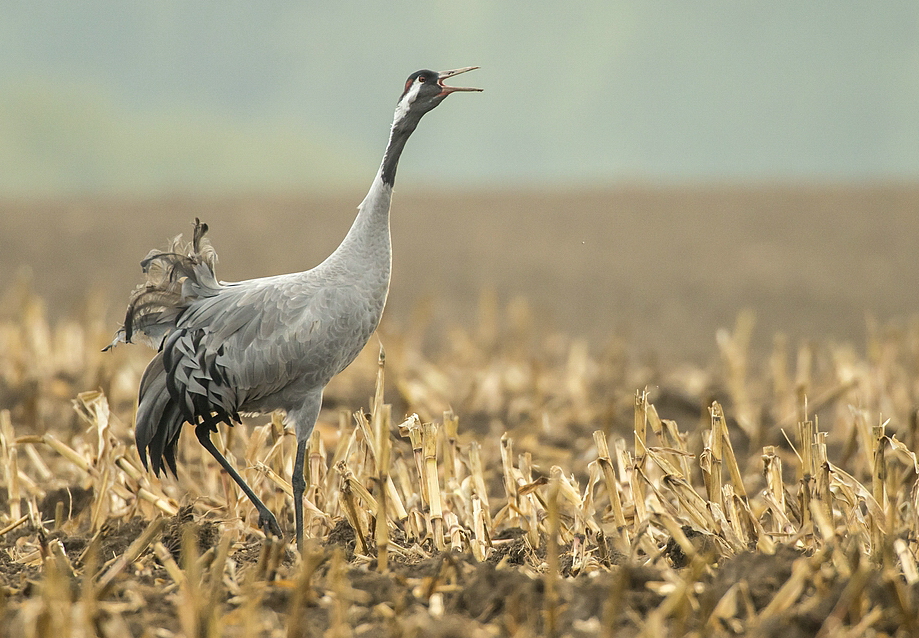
[106,67,481,550]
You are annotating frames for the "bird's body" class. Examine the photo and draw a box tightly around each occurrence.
[107,67,481,549]
[156,175,394,431]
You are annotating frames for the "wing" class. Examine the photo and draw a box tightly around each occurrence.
[162,272,372,418]
[125,221,378,472]
[134,276,325,471]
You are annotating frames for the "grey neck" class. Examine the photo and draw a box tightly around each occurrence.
[321,117,418,274]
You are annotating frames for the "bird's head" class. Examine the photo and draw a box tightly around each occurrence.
[392,66,482,129]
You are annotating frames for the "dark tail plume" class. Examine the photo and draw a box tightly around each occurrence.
[135,352,184,476]
[105,219,221,351]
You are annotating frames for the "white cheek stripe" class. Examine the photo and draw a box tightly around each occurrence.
[393,80,422,125]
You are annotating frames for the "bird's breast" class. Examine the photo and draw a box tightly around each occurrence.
[283,278,388,383]
[208,258,391,414]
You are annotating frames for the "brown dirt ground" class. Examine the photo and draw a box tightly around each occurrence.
[3,500,912,637]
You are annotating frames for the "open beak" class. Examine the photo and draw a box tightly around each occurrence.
[437,66,483,95]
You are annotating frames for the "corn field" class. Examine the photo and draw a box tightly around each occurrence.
[1,274,919,637]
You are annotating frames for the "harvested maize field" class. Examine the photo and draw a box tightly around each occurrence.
[1,187,919,637]
[2,283,919,637]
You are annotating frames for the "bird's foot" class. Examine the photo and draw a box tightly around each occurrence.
[258,509,284,539]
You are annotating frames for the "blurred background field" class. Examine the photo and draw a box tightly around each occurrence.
[2,184,919,363]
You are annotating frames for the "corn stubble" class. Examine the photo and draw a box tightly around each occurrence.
[1,281,919,637]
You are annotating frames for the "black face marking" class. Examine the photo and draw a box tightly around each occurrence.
[400,69,439,99]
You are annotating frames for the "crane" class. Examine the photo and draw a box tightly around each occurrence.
[106,67,481,551]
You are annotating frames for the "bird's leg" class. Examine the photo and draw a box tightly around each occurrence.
[292,437,308,553]
[194,422,284,539]
[290,392,322,555]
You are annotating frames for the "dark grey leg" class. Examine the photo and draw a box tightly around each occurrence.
[292,437,308,552]
[289,390,322,555]
[195,423,283,539]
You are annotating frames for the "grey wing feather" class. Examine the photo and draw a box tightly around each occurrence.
[178,278,332,403]
[135,276,328,437]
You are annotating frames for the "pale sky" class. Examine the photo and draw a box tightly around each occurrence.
[2,2,918,195]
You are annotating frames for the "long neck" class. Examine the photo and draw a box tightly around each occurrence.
[380,119,417,186]
[323,116,418,273]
